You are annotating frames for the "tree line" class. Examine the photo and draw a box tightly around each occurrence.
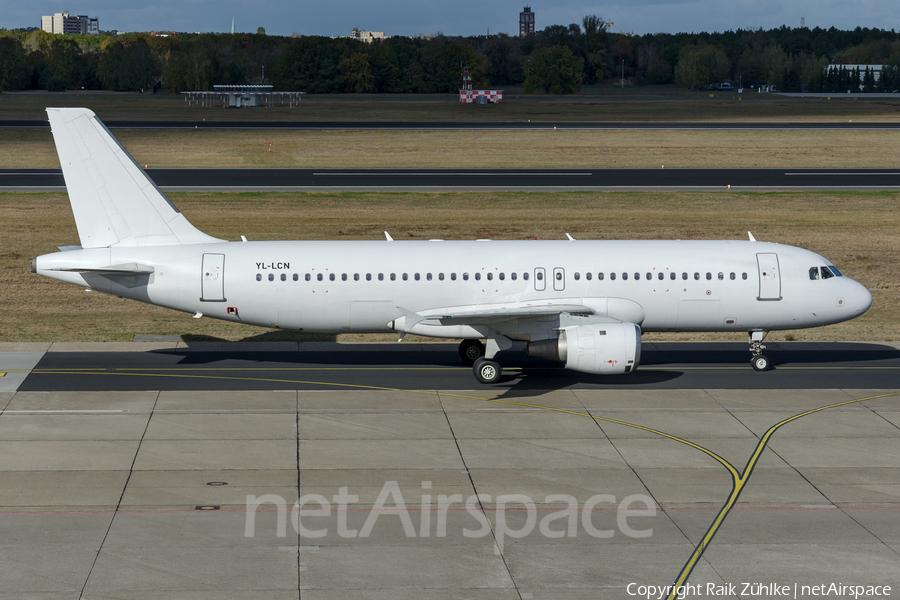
[1,23,900,94]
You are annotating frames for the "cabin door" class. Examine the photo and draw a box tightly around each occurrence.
[201,253,226,301]
[756,253,782,301]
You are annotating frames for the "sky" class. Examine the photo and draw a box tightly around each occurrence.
[6,0,899,38]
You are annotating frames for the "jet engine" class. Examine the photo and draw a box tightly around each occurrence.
[526,322,641,374]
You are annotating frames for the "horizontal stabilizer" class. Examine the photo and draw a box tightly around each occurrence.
[49,263,155,275]
[47,107,223,248]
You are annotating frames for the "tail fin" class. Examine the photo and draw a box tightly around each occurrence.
[46,107,223,248]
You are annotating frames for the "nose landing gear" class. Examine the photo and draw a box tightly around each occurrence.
[749,331,771,371]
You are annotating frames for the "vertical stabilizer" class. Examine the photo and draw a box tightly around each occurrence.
[46,107,223,248]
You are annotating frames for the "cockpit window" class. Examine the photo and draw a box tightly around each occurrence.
[825,265,842,277]
[809,267,819,280]
[820,265,834,279]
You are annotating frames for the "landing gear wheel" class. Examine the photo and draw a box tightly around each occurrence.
[751,354,771,372]
[473,358,502,384]
[458,339,486,365]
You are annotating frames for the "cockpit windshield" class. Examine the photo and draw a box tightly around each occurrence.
[809,265,843,280]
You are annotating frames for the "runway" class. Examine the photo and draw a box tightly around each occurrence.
[6,167,900,191]
[4,119,900,130]
[1,341,899,597]
[11,341,900,392]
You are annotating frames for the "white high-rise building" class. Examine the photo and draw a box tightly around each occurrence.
[41,11,99,34]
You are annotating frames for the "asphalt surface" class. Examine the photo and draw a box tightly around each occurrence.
[4,120,900,130]
[6,167,900,191]
[17,341,900,392]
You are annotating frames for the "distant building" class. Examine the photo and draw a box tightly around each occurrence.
[349,28,385,43]
[519,6,534,36]
[41,11,99,34]
[826,64,883,82]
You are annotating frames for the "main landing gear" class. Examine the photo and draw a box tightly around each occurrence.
[473,357,503,384]
[458,339,503,384]
[458,339,485,365]
[749,331,771,371]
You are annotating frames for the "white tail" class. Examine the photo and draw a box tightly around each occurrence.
[47,107,223,248]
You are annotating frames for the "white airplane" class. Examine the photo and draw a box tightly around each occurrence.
[33,108,872,383]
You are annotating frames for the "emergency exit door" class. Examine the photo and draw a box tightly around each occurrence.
[201,253,226,301]
[756,253,781,301]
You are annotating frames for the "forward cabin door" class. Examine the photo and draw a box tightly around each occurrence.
[201,253,226,301]
[756,253,782,301]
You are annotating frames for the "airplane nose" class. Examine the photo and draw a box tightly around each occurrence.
[849,280,872,316]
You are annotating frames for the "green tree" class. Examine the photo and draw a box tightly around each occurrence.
[524,45,584,94]
[338,52,374,92]
[675,44,729,88]
[0,35,29,91]
[257,27,266,36]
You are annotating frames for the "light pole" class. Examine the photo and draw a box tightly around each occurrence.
[621,59,625,90]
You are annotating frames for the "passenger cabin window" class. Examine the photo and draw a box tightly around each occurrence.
[586,272,592,281]
[451,273,457,281]
[463,273,469,281]
[439,273,445,281]
[305,274,311,281]
[694,272,700,280]
[475,273,481,281]
[706,272,712,280]
[574,272,580,281]
[523,272,529,281]
[682,273,688,280]
[499,273,505,281]
[317,273,323,281]
[256,274,262,281]
[378,273,383,281]
[366,273,372,281]
[634,272,640,280]
[402,273,408,281]
[293,274,298,281]
[426,273,432,281]
[486,273,492,281]
[354,274,360,281]
[670,273,676,280]
[511,273,517,281]
[598,272,604,280]
[730,272,736,280]
[268,274,274,281]
[622,273,628,280]
[281,274,286,281]
[658,273,664,280]
[742,272,748,280]
[415,273,420,281]
[609,273,615,280]
[329,273,335,281]
[390,273,396,281]
[718,272,724,280]
[342,274,347,281]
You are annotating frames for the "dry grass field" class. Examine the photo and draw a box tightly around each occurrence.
[3,90,900,122]
[3,128,900,169]
[1,190,897,343]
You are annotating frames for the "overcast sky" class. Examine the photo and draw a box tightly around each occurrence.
[6,1,899,38]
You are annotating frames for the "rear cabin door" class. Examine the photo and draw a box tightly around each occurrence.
[756,253,782,301]
[201,253,226,301]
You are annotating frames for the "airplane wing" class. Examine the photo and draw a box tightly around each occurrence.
[434,304,593,322]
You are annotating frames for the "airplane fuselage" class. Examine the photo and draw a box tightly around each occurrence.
[35,238,872,339]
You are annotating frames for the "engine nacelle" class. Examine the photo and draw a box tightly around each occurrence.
[527,322,641,375]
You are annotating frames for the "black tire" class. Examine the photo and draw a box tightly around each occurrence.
[751,355,771,371]
[458,339,485,365]
[473,358,502,384]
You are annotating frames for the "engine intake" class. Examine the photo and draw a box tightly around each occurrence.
[527,322,641,375]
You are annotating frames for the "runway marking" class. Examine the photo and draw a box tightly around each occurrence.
[785,172,900,176]
[17,366,900,590]
[312,172,594,176]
